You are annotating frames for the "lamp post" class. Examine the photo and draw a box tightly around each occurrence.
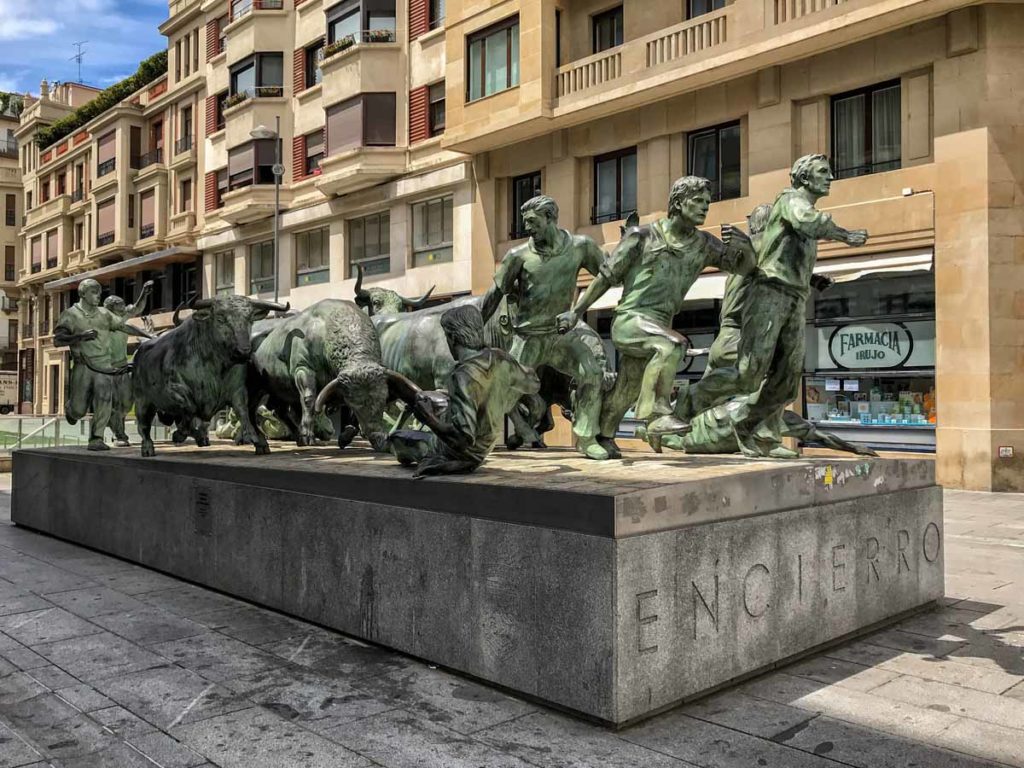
[250,117,283,303]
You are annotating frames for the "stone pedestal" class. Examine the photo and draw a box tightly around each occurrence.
[11,446,943,726]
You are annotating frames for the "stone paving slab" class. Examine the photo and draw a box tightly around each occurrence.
[0,480,1022,767]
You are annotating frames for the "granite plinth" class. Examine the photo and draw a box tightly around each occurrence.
[11,445,943,726]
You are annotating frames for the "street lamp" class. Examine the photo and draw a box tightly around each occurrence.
[250,117,284,303]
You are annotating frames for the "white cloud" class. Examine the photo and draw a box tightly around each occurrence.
[0,16,60,41]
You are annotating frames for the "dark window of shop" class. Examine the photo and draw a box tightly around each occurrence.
[306,40,325,88]
[510,171,542,239]
[831,80,901,180]
[295,227,330,286]
[250,241,275,294]
[428,82,446,136]
[687,0,725,18]
[592,5,623,54]
[688,122,741,202]
[592,147,636,224]
[803,270,936,452]
[467,16,520,102]
[349,211,390,277]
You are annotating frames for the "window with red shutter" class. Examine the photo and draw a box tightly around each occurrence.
[204,172,218,213]
[205,95,217,135]
[292,135,306,182]
[292,48,306,95]
[409,0,429,39]
[409,86,428,144]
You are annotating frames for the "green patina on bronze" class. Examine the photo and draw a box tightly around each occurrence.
[53,279,154,451]
[390,304,540,476]
[102,281,153,446]
[566,176,756,456]
[480,195,611,460]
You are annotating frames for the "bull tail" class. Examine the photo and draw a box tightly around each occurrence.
[277,328,306,365]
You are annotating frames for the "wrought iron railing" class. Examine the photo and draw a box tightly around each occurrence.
[135,148,163,169]
[175,135,193,154]
[591,206,636,225]
[97,158,116,177]
[0,139,16,157]
[71,189,84,203]
[139,223,155,239]
[97,232,115,247]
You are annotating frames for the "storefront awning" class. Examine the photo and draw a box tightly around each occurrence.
[43,246,200,292]
[585,250,933,311]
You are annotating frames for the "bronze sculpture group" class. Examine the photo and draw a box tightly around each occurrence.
[54,154,872,472]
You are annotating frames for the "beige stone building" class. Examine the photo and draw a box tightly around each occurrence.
[11,0,1023,492]
[15,65,204,415]
[0,98,22,386]
[437,0,1024,492]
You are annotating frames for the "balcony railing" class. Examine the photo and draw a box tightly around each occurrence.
[96,233,115,248]
[773,0,847,24]
[139,223,155,239]
[175,135,193,154]
[71,189,84,203]
[4,266,14,282]
[45,257,57,270]
[134,148,163,169]
[556,47,622,98]
[40,319,50,335]
[322,29,397,61]
[0,139,16,158]
[230,0,283,21]
[97,158,116,177]
[591,205,636,226]
[30,262,41,274]
[4,212,13,227]
[646,8,728,68]
[23,325,33,340]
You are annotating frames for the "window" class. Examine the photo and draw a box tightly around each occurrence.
[510,171,542,238]
[327,0,360,44]
[688,121,741,202]
[412,196,453,267]
[41,181,50,203]
[227,139,277,190]
[4,246,15,281]
[139,190,155,238]
[215,251,235,295]
[26,191,32,210]
[348,211,390,276]
[57,173,66,197]
[467,17,519,102]
[180,178,193,212]
[295,227,329,286]
[74,222,83,251]
[216,15,228,55]
[687,0,725,18]
[179,105,194,153]
[230,53,284,98]
[592,5,623,53]
[96,198,115,246]
[305,130,324,175]
[216,91,228,130]
[193,28,200,72]
[175,40,182,81]
[45,230,58,269]
[4,195,14,227]
[325,94,396,155]
[428,82,446,136]
[429,0,445,28]
[216,169,228,207]
[128,193,135,229]
[249,240,275,294]
[183,35,191,77]
[306,40,325,88]
[592,147,636,224]
[832,81,901,179]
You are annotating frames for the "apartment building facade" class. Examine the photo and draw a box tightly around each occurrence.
[438,0,1024,492]
[0,99,22,379]
[15,68,205,415]
[194,0,473,310]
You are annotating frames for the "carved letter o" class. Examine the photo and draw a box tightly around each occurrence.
[922,521,941,563]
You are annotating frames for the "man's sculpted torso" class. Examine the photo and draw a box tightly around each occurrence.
[495,230,602,336]
[56,303,121,367]
[757,188,835,296]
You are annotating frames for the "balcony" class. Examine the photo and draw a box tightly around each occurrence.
[71,189,84,204]
[139,223,156,240]
[97,158,116,178]
[168,210,196,240]
[171,136,197,170]
[97,232,115,248]
[445,0,950,153]
[320,32,403,107]
[0,138,16,158]
[316,146,407,196]
[229,0,283,21]
[24,195,70,230]
[65,249,87,272]
[134,148,164,170]
[219,185,292,225]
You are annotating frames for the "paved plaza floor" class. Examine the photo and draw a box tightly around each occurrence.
[0,474,1021,768]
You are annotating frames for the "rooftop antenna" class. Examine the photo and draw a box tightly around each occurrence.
[70,42,88,84]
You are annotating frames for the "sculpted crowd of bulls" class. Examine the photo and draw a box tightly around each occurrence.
[56,156,876,475]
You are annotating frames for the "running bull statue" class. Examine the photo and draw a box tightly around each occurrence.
[248,298,390,451]
[352,264,435,316]
[130,295,289,457]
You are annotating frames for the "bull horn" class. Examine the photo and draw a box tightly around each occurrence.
[314,377,343,413]
[191,298,214,310]
[401,286,436,310]
[353,265,371,310]
[250,299,290,313]
[172,301,186,327]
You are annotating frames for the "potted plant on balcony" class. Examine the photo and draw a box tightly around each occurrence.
[366,28,394,43]
[322,34,356,61]
[224,92,251,109]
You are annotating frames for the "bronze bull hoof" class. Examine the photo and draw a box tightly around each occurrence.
[141,441,156,457]
[254,443,270,456]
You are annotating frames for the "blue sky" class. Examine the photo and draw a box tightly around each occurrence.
[0,0,168,96]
